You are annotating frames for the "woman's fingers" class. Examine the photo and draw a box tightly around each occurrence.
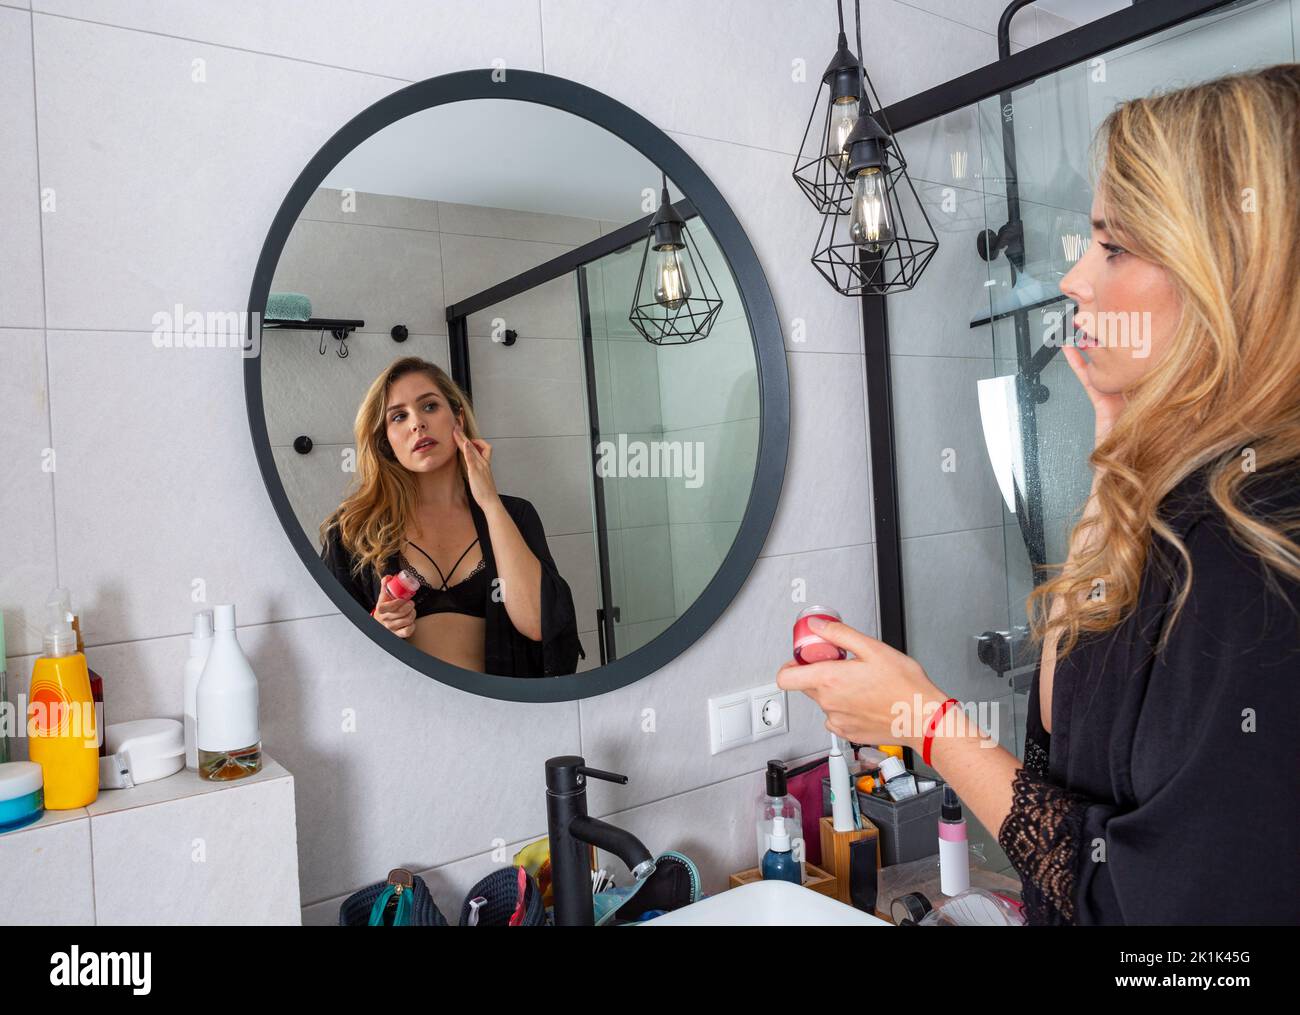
[807,619,879,659]
[775,660,826,693]
[375,595,415,637]
[1062,344,1089,384]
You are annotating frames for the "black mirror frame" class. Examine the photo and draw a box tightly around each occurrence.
[245,69,789,702]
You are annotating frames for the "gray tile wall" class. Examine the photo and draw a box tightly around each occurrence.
[1,0,1002,920]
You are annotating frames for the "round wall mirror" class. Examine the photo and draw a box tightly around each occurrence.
[245,70,788,702]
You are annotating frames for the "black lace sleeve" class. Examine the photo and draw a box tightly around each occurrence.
[998,767,1093,925]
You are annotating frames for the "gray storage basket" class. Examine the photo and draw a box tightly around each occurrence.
[822,774,946,866]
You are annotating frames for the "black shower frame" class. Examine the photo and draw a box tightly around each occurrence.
[444,198,703,666]
[863,0,1238,651]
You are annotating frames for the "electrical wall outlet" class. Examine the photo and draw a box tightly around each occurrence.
[708,683,789,755]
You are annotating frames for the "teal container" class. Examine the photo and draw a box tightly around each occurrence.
[0,762,45,833]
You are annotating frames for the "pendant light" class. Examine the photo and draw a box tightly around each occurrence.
[792,2,864,214]
[797,0,938,296]
[628,174,723,345]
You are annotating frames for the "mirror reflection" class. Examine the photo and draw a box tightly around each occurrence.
[259,99,760,678]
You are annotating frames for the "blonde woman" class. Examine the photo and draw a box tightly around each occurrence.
[320,356,584,677]
[778,65,1300,924]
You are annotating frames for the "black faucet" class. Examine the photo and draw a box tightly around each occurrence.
[545,755,656,926]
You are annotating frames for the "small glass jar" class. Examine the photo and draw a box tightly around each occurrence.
[793,605,848,665]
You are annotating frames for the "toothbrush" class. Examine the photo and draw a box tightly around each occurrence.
[829,733,855,832]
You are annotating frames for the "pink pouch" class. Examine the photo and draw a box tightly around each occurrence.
[784,758,830,868]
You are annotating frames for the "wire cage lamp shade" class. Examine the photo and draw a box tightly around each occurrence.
[628,178,724,345]
[798,0,938,296]
[811,149,939,296]
[792,28,865,215]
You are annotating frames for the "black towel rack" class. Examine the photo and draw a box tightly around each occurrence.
[262,317,364,336]
[263,317,365,357]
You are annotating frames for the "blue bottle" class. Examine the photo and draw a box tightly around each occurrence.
[761,814,802,884]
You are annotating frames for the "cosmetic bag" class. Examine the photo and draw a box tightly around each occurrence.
[592,851,703,925]
[338,868,449,927]
[458,866,547,926]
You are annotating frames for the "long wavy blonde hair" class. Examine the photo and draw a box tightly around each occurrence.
[320,356,483,580]
[1029,63,1300,661]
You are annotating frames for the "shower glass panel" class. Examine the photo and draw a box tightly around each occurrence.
[467,217,758,665]
[580,222,759,659]
[888,0,1296,872]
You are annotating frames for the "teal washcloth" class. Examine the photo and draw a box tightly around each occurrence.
[266,292,312,321]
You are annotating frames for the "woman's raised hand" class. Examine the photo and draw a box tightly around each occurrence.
[776,616,948,748]
[453,422,500,510]
[1063,344,1128,446]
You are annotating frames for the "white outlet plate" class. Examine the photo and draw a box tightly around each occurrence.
[708,683,789,755]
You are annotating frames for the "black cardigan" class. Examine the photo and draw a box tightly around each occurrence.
[999,463,1300,924]
[320,483,585,678]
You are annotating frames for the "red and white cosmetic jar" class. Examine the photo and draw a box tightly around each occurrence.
[793,605,847,665]
[383,569,421,602]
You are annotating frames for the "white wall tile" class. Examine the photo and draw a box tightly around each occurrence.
[33,15,397,331]
[763,351,873,556]
[32,0,544,81]
[0,330,57,657]
[0,809,95,924]
[0,8,44,328]
[46,331,336,644]
[90,770,301,924]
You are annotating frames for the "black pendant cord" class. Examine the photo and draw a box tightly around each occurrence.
[855,0,864,114]
[851,0,892,135]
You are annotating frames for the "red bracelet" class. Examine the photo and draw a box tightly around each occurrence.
[922,698,961,768]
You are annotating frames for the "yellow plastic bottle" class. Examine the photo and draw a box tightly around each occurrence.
[27,588,99,809]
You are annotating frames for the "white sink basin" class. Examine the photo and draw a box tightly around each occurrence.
[641,879,891,926]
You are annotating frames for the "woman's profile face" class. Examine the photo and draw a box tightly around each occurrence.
[383,371,462,474]
[1059,188,1181,395]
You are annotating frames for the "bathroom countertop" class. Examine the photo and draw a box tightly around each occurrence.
[0,753,301,925]
[2,755,292,828]
[86,755,291,816]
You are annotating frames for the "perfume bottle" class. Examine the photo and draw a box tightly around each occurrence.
[196,604,262,781]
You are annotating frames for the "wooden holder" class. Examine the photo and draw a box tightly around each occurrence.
[818,815,880,905]
[729,862,837,898]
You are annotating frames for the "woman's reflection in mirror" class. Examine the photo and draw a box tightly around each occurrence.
[320,356,584,677]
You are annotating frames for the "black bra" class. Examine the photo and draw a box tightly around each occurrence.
[398,539,488,619]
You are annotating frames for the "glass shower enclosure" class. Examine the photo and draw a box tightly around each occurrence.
[449,214,756,668]
[878,0,1298,871]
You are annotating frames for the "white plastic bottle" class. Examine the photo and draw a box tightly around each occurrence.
[195,604,261,781]
[183,609,213,770]
[938,785,971,896]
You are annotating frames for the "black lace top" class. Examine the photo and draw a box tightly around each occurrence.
[398,539,488,619]
[320,479,586,677]
[996,464,1300,925]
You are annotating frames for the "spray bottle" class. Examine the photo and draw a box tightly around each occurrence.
[27,588,99,808]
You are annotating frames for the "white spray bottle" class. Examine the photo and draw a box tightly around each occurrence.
[183,609,213,770]
[196,604,261,781]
